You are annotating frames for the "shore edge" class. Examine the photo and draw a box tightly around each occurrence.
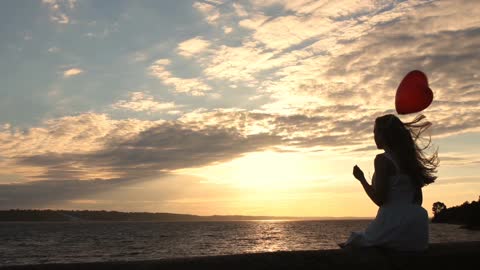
[2,241,478,270]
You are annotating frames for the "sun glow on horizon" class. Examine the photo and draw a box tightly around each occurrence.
[173,150,339,189]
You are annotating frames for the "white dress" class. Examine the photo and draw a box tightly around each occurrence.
[343,152,429,251]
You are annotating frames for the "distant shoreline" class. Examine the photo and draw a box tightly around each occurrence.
[431,197,479,230]
[0,209,372,222]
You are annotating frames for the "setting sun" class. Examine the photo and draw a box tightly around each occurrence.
[174,150,331,189]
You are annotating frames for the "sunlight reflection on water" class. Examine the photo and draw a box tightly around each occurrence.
[1,220,479,266]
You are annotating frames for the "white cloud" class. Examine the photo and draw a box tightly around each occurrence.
[249,0,389,17]
[201,40,304,84]
[246,15,336,50]
[193,1,220,24]
[149,59,211,96]
[223,26,233,34]
[1,123,10,130]
[238,14,269,29]
[152,58,171,66]
[42,0,77,24]
[177,36,211,58]
[63,68,83,77]
[167,110,183,115]
[202,42,272,82]
[112,92,178,113]
[176,0,480,144]
[249,0,480,135]
[233,2,248,17]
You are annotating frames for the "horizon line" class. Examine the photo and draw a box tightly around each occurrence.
[0,208,375,220]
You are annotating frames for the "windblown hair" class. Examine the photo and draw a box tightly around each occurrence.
[375,114,439,187]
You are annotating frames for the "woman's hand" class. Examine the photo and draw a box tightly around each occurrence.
[353,165,365,181]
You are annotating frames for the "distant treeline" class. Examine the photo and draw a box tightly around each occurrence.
[0,209,304,222]
[431,196,480,230]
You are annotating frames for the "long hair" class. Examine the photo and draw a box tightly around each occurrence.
[375,114,439,187]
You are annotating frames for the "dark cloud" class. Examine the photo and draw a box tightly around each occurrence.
[11,107,385,183]
[0,174,239,210]
[17,122,282,180]
[273,114,331,134]
[0,179,124,209]
[280,114,375,148]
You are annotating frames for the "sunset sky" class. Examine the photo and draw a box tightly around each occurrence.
[0,0,479,217]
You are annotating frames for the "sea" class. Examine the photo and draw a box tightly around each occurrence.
[1,220,479,266]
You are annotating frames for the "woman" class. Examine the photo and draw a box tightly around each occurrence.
[340,114,439,251]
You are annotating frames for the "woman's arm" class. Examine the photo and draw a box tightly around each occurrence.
[353,155,390,207]
[358,173,381,206]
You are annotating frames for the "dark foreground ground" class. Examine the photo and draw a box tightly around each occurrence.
[2,242,479,270]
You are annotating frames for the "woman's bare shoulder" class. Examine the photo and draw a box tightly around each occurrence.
[374,153,389,162]
[374,153,395,174]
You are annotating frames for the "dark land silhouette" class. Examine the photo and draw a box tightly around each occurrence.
[431,196,480,230]
[0,209,369,222]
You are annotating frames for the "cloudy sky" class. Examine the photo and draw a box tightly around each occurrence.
[0,0,479,217]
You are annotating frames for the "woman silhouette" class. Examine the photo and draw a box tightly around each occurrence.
[340,114,439,251]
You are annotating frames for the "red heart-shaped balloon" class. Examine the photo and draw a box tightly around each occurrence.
[395,70,433,115]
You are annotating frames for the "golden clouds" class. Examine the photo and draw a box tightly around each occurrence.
[63,68,83,78]
[112,92,178,113]
[0,113,162,181]
[177,37,212,57]
[193,1,220,25]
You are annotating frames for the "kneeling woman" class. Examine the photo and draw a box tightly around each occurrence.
[341,114,439,251]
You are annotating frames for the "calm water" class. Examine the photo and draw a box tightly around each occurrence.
[1,220,479,266]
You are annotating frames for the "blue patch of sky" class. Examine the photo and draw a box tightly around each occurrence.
[431,131,480,178]
[0,0,303,127]
[0,0,234,126]
[0,1,61,126]
[435,132,480,153]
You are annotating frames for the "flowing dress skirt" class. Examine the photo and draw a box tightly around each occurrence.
[343,203,429,251]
